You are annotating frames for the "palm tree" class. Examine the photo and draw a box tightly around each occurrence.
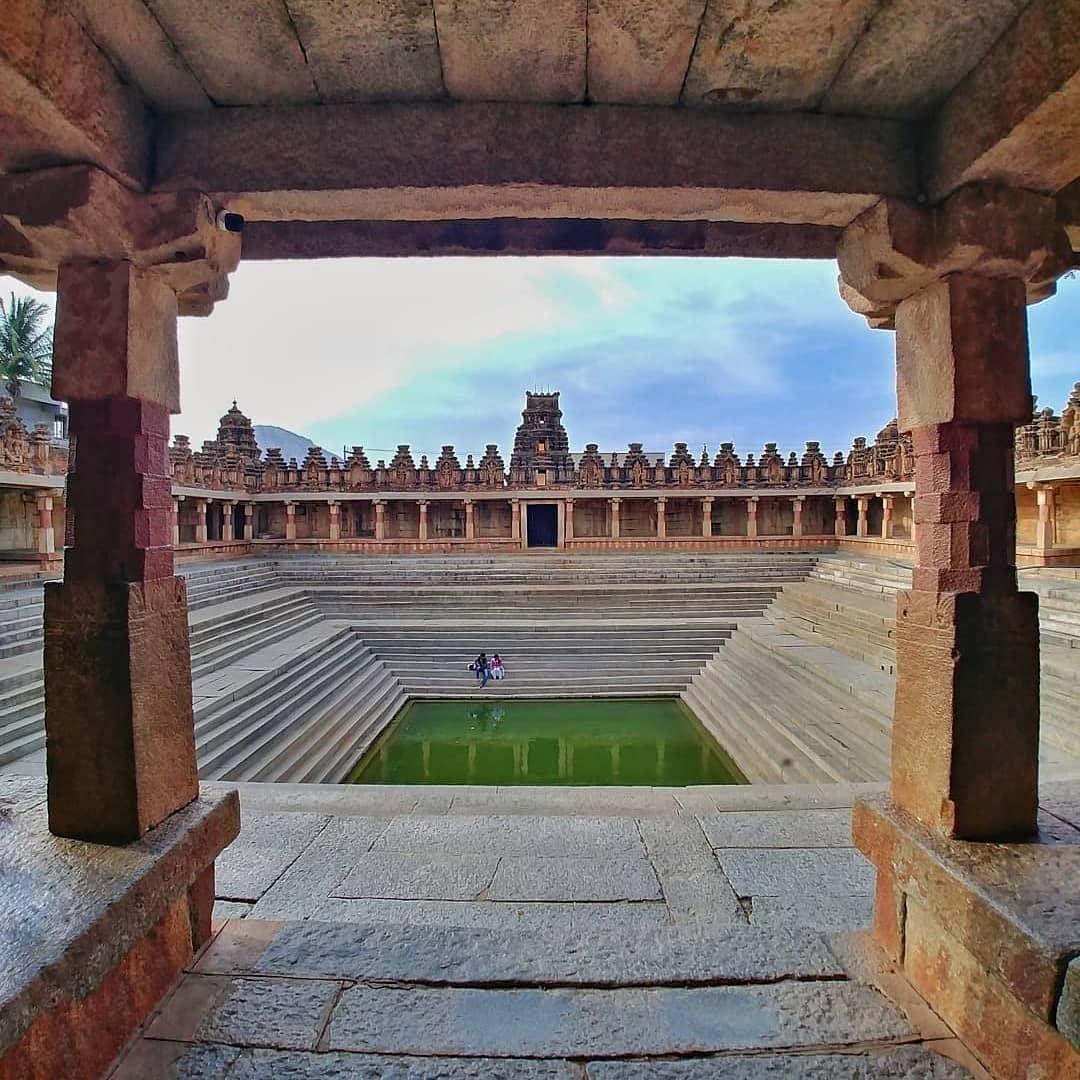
[0,292,53,398]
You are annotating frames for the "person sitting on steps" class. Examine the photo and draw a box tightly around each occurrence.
[472,651,490,688]
[490,654,505,680]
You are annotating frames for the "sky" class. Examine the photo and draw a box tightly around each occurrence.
[4,258,1078,464]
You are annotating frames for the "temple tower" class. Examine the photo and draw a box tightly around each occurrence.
[216,401,260,463]
[510,391,572,484]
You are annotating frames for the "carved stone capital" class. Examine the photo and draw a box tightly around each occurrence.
[837,184,1073,326]
[0,165,241,315]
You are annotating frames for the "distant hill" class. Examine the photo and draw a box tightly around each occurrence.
[253,424,315,465]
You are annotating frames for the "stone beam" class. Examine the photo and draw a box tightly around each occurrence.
[240,218,840,260]
[926,0,1080,201]
[154,103,916,229]
[0,0,150,189]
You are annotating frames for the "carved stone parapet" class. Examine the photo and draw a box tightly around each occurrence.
[837,184,1073,326]
[0,165,241,315]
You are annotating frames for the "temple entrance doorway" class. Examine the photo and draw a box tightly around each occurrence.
[526,504,558,548]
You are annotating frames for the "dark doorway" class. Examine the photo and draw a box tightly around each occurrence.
[527,504,558,548]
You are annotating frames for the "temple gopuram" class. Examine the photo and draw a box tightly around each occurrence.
[144,388,1080,564]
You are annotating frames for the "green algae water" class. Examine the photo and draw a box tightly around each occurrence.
[346,698,745,786]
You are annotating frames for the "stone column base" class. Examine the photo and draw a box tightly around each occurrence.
[853,793,1080,1079]
[0,784,239,1080]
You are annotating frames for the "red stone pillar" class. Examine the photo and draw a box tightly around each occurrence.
[374,500,386,540]
[702,497,713,538]
[45,260,197,842]
[892,273,1038,839]
[220,500,235,542]
[881,494,894,539]
[565,499,574,542]
[243,501,254,541]
[746,496,758,538]
[656,497,666,539]
[855,495,869,537]
[194,498,208,544]
[1035,485,1056,552]
[610,498,621,540]
[284,501,296,541]
[464,499,475,541]
[418,500,429,541]
[791,495,804,538]
[833,496,847,537]
[508,499,518,544]
[35,492,56,555]
[171,496,181,547]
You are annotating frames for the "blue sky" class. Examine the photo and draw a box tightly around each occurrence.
[6,259,1078,463]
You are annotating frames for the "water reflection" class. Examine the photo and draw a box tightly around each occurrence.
[350,698,744,786]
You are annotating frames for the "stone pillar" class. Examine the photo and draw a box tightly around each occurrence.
[1035,485,1056,552]
[464,499,475,541]
[565,499,574,541]
[220,500,235,543]
[702,496,713,538]
[194,498,208,544]
[35,492,56,556]
[905,490,916,547]
[746,496,758,538]
[855,495,869,538]
[45,260,197,842]
[171,497,181,547]
[881,494,894,539]
[243,502,254,541]
[556,500,566,546]
[891,273,1039,839]
[656,497,666,539]
[284,501,296,541]
[834,496,847,538]
[509,499,519,543]
[518,500,528,546]
[791,495,804,538]
[418,500,429,542]
[374,500,386,541]
[610,498,621,540]
[328,500,340,541]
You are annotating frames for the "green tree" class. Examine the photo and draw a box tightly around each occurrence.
[0,292,53,398]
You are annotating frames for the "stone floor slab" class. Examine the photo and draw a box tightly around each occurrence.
[323,981,913,1057]
[110,1039,242,1079]
[700,809,853,849]
[212,900,253,921]
[215,812,331,901]
[205,920,844,986]
[748,893,874,932]
[331,852,499,900]
[373,815,643,856]
[489,855,661,901]
[584,1045,974,1078]
[636,817,745,927]
[228,1049,576,1078]
[716,847,876,898]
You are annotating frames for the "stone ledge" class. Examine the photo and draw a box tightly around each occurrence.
[0,779,239,1060]
[852,791,1080,1027]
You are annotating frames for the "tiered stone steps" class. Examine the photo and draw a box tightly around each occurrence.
[180,559,283,610]
[0,588,43,659]
[195,629,404,783]
[360,626,731,698]
[0,664,45,765]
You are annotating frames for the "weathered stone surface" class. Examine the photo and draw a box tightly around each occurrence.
[586,1045,974,1078]
[332,852,498,900]
[823,1,1028,119]
[229,1049,575,1079]
[0,789,238,1063]
[636,817,744,926]
[489,855,661,901]
[0,775,47,815]
[683,0,876,110]
[111,1039,241,1080]
[700,809,852,849]
[587,0,704,106]
[748,894,873,932]
[154,103,915,228]
[325,981,912,1056]
[223,920,843,986]
[374,814,643,856]
[145,0,318,106]
[433,0,586,103]
[215,811,329,901]
[716,848,875,898]
[287,0,444,103]
[1057,956,1080,1052]
[199,977,340,1050]
[212,900,252,921]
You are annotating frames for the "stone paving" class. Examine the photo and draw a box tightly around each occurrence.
[105,782,1002,1078]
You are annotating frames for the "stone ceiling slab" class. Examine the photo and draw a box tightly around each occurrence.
[286,0,445,103]
[144,0,319,106]
[586,0,706,105]
[433,0,587,102]
[682,0,878,110]
[66,0,211,111]
[824,1,1029,118]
